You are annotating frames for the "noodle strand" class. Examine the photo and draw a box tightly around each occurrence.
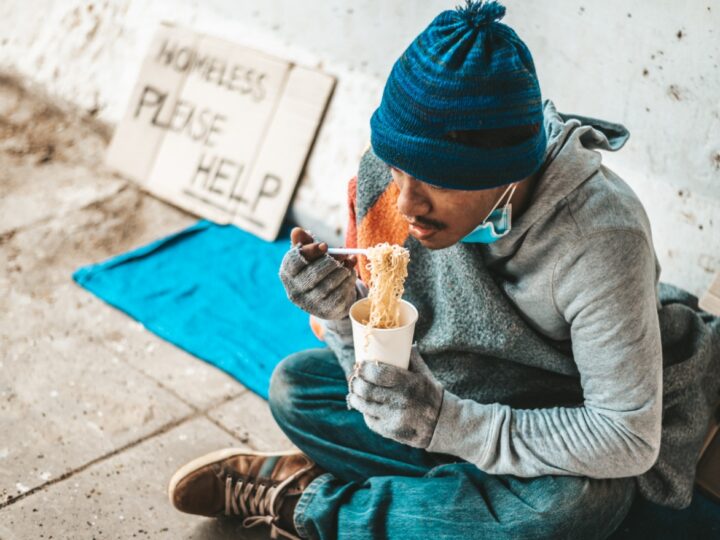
[365,243,410,329]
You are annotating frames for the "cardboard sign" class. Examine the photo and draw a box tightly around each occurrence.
[106,23,335,241]
[700,272,720,316]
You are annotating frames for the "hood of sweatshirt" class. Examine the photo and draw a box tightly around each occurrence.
[485,100,630,259]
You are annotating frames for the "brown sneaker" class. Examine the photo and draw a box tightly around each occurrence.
[168,448,323,539]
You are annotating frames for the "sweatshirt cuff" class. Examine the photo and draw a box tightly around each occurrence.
[426,391,497,465]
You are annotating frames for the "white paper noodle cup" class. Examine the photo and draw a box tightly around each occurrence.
[349,298,419,369]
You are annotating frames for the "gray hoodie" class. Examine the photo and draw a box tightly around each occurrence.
[323,100,720,508]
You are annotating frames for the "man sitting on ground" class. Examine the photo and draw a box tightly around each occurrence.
[167,2,720,538]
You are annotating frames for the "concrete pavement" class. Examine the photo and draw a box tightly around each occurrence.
[0,74,293,539]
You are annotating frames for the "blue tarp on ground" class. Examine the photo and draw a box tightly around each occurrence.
[73,220,322,399]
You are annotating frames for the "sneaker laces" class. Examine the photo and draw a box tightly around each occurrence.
[225,463,312,540]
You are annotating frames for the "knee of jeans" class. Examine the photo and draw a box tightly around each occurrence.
[268,349,334,424]
[269,355,302,421]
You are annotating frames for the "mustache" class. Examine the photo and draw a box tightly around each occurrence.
[408,216,445,230]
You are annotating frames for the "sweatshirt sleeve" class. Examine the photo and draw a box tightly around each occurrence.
[320,279,369,377]
[426,229,663,478]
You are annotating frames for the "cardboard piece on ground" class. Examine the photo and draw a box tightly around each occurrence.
[230,66,335,237]
[106,23,335,240]
[105,25,198,184]
[699,272,720,316]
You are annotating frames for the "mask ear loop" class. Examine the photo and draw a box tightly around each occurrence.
[481,182,518,224]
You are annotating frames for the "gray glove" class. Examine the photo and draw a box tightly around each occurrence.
[346,346,444,449]
[279,245,357,320]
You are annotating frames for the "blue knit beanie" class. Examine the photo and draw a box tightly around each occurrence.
[370,1,546,190]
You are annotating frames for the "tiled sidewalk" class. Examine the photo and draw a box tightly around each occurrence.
[0,76,292,539]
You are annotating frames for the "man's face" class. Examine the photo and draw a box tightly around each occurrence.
[390,166,509,250]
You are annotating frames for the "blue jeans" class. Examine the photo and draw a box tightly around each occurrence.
[268,348,635,540]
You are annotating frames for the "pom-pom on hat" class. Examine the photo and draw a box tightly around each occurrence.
[370,1,547,190]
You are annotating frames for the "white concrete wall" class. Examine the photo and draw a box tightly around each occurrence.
[1,0,718,296]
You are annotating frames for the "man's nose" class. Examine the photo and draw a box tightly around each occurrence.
[396,176,431,217]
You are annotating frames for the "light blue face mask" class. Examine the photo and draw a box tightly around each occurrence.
[460,183,517,244]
